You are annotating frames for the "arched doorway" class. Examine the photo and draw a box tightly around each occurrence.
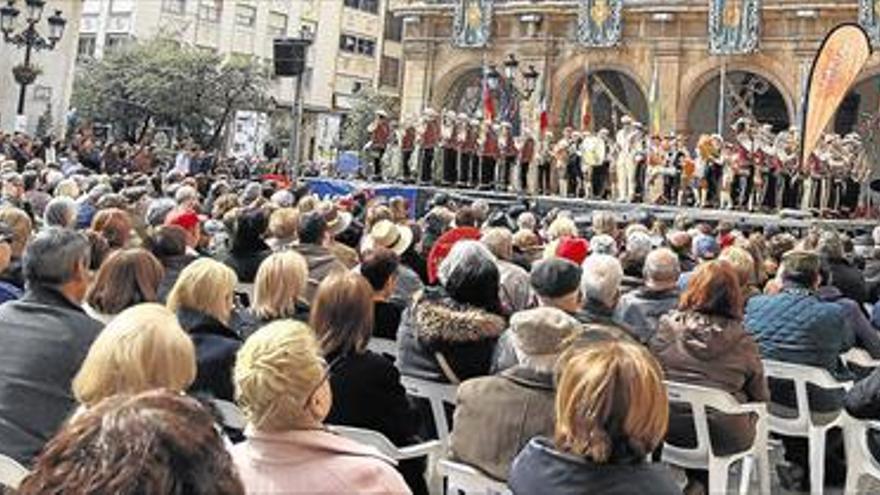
[441,68,483,115]
[560,70,648,132]
[687,70,791,140]
[834,76,880,135]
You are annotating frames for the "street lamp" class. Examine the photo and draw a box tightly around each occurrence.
[483,53,541,124]
[0,0,67,132]
[503,53,519,80]
[486,65,501,91]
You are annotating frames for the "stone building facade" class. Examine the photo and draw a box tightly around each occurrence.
[392,0,880,140]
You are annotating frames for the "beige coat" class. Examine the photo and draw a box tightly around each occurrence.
[231,428,411,494]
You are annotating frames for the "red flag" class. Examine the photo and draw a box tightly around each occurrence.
[482,75,495,122]
[580,69,592,131]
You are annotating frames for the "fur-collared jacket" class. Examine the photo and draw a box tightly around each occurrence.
[397,287,506,383]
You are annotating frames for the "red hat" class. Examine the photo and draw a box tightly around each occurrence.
[426,226,482,285]
[165,208,201,231]
[556,236,590,265]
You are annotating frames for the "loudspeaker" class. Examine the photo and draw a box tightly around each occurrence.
[273,38,307,77]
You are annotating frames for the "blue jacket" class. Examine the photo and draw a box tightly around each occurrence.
[745,286,853,380]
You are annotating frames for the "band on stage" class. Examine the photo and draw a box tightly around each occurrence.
[364,109,872,216]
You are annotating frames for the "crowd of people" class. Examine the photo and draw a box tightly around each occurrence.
[4,125,880,495]
[366,110,874,217]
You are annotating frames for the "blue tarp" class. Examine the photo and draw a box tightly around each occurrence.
[305,178,420,217]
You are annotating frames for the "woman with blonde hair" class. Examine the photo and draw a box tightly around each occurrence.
[230,320,411,494]
[266,207,299,251]
[72,304,196,408]
[167,258,241,400]
[509,339,680,495]
[240,250,309,337]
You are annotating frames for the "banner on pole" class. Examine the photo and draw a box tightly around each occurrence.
[577,0,623,47]
[708,0,762,54]
[453,0,493,48]
[649,61,662,136]
[801,23,872,166]
[858,0,880,48]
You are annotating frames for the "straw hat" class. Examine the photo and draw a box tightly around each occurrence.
[364,220,414,256]
[318,201,353,236]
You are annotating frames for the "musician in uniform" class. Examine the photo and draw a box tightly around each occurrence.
[581,130,607,199]
[441,110,458,186]
[399,118,416,182]
[731,118,755,210]
[518,130,536,193]
[456,114,473,186]
[463,117,480,186]
[536,131,553,195]
[499,122,517,191]
[554,128,572,196]
[775,127,801,210]
[842,133,867,214]
[366,110,390,179]
[418,108,440,184]
[479,121,499,190]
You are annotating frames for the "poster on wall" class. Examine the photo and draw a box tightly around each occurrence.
[576,0,623,48]
[708,0,762,54]
[453,0,492,48]
[859,0,880,48]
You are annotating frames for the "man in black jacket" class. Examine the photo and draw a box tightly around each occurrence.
[0,228,102,464]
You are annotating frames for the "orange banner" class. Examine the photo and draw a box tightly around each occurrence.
[801,24,872,165]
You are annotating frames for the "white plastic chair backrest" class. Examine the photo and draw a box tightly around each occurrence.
[211,399,247,431]
[0,453,29,489]
[399,375,457,442]
[843,414,880,485]
[843,348,880,369]
[761,359,851,433]
[438,459,509,495]
[664,381,753,458]
[367,338,398,359]
[329,425,401,459]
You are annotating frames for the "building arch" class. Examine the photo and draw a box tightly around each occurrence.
[557,69,649,132]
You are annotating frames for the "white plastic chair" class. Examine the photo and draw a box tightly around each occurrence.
[368,337,398,360]
[761,359,853,495]
[843,348,880,369]
[211,398,247,431]
[0,453,29,490]
[329,425,442,461]
[437,459,509,495]
[662,381,770,495]
[400,375,458,445]
[843,414,880,494]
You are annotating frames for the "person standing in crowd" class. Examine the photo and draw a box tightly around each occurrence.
[0,228,101,464]
[650,261,768,495]
[398,240,506,383]
[231,321,411,494]
[615,248,681,343]
[292,211,347,305]
[508,339,681,495]
[451,306,579,481]
[310,271,426,494]
[166,258,241,401]
[82,248,164,324]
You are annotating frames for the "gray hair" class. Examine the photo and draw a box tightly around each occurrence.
[271,190,295,208]
[438,240,497,287]
[590,234,618,256]
[643,248,681,285]
[481,227,513,261]
[471,199,490,223]
[817,230,844,260]
[43,197,78,229]
[145,198,177,227]
[23,227,90,287]
[581,254,623,308]
[516,212,537,231]
[175,185,199,206]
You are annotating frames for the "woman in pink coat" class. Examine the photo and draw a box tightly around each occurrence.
[230,320,411,495]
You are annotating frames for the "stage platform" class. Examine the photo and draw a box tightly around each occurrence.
[305,177,878,233]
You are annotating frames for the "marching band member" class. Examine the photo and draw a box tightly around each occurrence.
[554,128,572,196]
[537,131,553,195]
[456,114,473,186]
[365,110,390,180]
[719,141,738,210]
[478,120,499,190]
[417,108,440,184]
[754,124,777,210]
[518,130,536,193]
[399,118,416,182]
[694,134,720,207]
[775,127,800,209]
[581,130,607,199]
[499,122,517,191]
[464,117,481,186]
[441,110,459,186]
[731,118,755,210]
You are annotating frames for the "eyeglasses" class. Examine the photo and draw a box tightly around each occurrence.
[302,354,345,410]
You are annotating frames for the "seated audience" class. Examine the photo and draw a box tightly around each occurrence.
[231,320,411,494]
[164,208,202,257]
[398,240,506,383]
[508,339,681,495]
[147,225,197,301]
[0,221,21,303]
[43,196,78,229]
[817,260,880,359]
[91,207,133,250]
[292,211,347,305]
[0,228,102,464]
[360,247,404,340]
[266,207,298,251]
[452,307,579,481]
[19,391,244,495]
[578,254,630,338]
[362,219,424,308]
[82,248,164,324]
[0,206,31,289]
[615,248,681,343]
[167,258,241,401]
[482,227,535,314]
[719,246,760,301]
[311,271,425,494]
[72,303,196,408]
[241,250,310,337]
[818,230,867,305]
[221,208,272,283]
[319,201,359,269]
[650,261,768,494]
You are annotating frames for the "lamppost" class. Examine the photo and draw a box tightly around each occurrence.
[484,53,539,126]
[0,0,67,132]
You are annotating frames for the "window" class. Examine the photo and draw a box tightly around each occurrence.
[198,0,221,22]
[379,56,400,88]
[357,37,375,57]
[235,3,256,28]
[343,0,378,14]
[339,34,357,53]
[109,0,134,13]
[384,14,403,42]
[268,12,288,37]
[105,33,131,52]
[161,0,186,14]
[77,35,97,58]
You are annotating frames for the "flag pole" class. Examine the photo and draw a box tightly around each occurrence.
[717,60,727,136]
